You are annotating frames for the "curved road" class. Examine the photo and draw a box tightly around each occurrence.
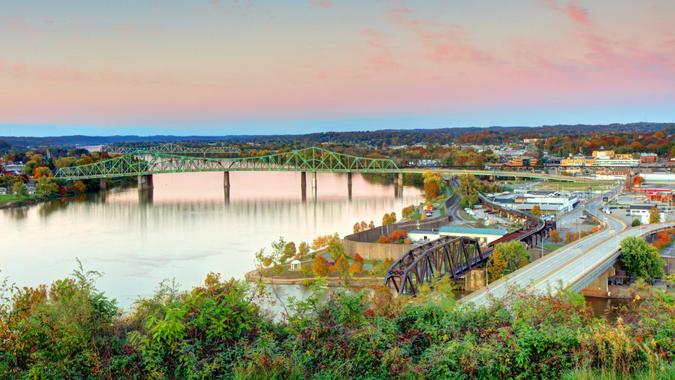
[461,199,674,307]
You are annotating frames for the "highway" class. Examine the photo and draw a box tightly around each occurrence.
[461,193,674,306]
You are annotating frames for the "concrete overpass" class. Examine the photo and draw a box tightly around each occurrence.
[461,204,675,306]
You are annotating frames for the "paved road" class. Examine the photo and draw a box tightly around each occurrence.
[461,198,674,307]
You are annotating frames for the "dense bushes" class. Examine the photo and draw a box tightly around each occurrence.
[1,266,673,379]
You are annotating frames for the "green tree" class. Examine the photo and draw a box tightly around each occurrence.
[631,219,641,227]
[327,235,345,259]
[35,177,59,198]
[648,206,660,224]
[55,156,77,168]
[487,241,529,281]
[457,174,480,208]
[12,181,28,196]
[619,237,664,280]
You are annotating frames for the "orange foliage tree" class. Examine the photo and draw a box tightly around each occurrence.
[312,256,329,277]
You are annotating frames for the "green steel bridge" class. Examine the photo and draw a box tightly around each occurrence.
[55,146,605,183]
[103,143,241,155]
[55,147,400,180]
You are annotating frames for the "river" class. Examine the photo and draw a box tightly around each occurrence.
[0,172,423,309]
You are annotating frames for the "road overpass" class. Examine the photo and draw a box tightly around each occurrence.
[460,206,675,306]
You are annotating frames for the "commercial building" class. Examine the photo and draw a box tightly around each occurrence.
[439,226,507,245]
[408,226,507,246]
[488,191,578,213]
[640,153,658,164]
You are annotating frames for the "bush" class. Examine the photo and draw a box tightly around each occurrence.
[377,229,409,244]
[632,218,641,227]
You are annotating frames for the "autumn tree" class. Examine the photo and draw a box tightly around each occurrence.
[335,255,350,278]
[531,205,541,217]
[382,212,397,226]
[632,175,644,188]
[33,166,53,179]
[549,229,561,243]
[72,180,87,194]
[349,260,363,275]
[652,231,673,251]
[282,242,297,262]
[297,242,310,258]
[423,171,443,201]
[312,256,329,277]
[649,206,660,224]
[487,241,529,282]
[368,221,375,229]
[311,235,333,251]
[620,237,664,280]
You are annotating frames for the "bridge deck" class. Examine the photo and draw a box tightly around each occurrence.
[461,209,675,306]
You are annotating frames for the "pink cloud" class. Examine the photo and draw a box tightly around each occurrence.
[565,3,591,26]
[543,1,591,26]
[309,0,332,9]
[360,28,401,72]
[385,7,491,64]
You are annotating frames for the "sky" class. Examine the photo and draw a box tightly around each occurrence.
[1,0,674,136]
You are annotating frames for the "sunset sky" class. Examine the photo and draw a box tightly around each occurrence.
[1,0,674,136]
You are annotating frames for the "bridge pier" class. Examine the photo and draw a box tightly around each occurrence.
[311,172,317,199]
[99,179,108,191]
[138,187,154,205]
[581,267,614,297]
[223,171,230,189]
[394,173,403,198]
[137,174,153,191]
[347,172,353,200]
[300,172,307,201]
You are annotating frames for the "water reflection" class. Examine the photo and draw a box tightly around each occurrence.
[0,171,422,309]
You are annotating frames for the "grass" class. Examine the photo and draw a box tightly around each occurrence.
[544,243,564,251]
[0,193,33,207]
[561,363,675,380]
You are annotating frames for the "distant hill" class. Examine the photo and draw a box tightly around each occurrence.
[1,122,673,149]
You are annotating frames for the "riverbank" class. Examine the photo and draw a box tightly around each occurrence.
[245,269,385,287]
[0,194,41,209]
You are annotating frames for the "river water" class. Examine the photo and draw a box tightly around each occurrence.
[0,172,423,308]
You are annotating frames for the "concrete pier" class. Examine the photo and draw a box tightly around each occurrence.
[223,171,230,189]
[394,173,404,198]
[137,174,153,191]
[347,172,353,199]
[99,178,108,191]
[301,172,307,201]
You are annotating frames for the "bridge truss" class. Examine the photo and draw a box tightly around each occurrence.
[55,147,400,180]
[385,236,486,296]
[104,143,241,155]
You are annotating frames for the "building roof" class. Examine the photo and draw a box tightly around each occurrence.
[439,226,507,236]
[629,204,655,210]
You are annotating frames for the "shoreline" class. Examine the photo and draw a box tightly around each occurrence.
[245,269,385,287]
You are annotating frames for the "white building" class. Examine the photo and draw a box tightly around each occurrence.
[490,191,578,213]
[439,226,507,245]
